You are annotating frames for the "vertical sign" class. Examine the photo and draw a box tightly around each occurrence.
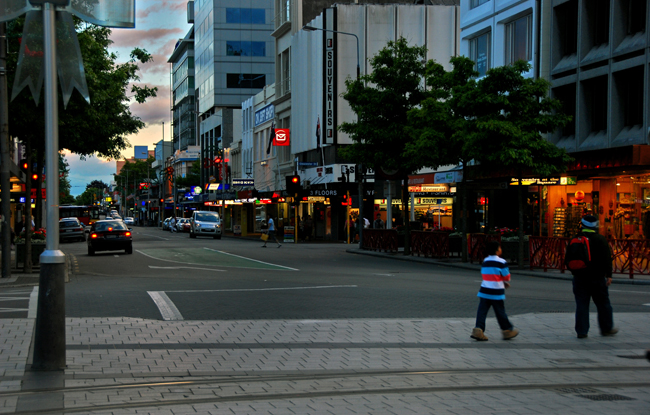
[323,7,336,145]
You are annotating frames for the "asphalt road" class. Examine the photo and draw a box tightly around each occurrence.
[32,226,648,321]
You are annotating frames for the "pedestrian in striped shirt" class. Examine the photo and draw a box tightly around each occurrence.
[470,241,519,341]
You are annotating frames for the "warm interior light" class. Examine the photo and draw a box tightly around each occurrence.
[616,183,621,186]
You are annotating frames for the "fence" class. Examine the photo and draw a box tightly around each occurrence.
[362,229,398,253]
[410,231,449,258]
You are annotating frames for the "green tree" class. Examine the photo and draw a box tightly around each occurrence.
[468,61,572,267]
[75,187,102,206]
[339,37,428,254]
[406,56,480,262]
[175,161,200,188]
[59,155,75,205]
[114,157,154,215]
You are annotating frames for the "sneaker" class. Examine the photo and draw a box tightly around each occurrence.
[502,329,519,340]
[577,334,588,339]
[277,244,282,248]
[261,245,266,248]
[470,328,488,341]
[601,328,619,336]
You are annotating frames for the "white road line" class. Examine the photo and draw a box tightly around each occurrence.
[644,303,650,307]
[203,247,299,271]
[137,249,295,271]
[609,289,650,294]
[148,266,225,272]
[147,291,184,321]
[28,286,39,318]
[114,255,119,257]
[167,285,357,293]
[0,308,29,313]
[0,297,30,302]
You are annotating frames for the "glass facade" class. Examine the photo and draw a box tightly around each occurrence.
[226,8,265,24]
[226,41,266,57]
[470,32,490,77]
[505,14,532,65]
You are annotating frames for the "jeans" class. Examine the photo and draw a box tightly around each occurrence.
[572,277,614,335]
[475,298,513,331]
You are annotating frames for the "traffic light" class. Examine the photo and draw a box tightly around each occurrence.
[286,175,301,194]
[19,159,28,172]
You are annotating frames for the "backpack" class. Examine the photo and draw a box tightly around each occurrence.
[565,235,592,271]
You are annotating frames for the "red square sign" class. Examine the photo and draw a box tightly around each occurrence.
[274,128,290,146]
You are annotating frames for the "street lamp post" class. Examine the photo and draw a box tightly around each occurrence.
[303,25,363,247]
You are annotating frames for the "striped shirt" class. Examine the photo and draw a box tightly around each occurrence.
[478,255,511,300]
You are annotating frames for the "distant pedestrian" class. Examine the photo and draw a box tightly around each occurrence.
[262,217,281,248]
[471,241,519,341]
[170,216,176,233]
[565,215,617,339]
[373,213,384,229]
[304,215,313,241]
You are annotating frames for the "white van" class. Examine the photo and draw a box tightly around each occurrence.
[190,211,222,239]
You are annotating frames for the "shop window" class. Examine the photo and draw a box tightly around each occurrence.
[470,0,489,9]
[505,14,532,65]
[553,84,576,138]
[469,32,490,77]
[555,1,578,58]
[226,74,266,89]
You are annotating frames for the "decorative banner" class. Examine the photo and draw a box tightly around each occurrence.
[274,128,290,146]
[1,0,136,107]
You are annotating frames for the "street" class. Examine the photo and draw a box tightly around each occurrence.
[1,229,650,414]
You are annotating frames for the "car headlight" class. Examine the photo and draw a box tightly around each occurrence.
[195,223,201,228]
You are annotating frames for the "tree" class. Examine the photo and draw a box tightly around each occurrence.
[75,187,102,206]
[59,155,75,205]
[468,61,572,267]
[406,56,481,262]
[114,157,154,215]
[175,161,200,188]
[339,38,428,254]
[86,180,108,191]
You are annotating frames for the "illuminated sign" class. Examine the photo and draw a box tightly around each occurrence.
[408,184,449,193]
[510,177,561,185]
[323,8,335,144]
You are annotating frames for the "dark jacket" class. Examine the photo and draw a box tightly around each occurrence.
[570,229,612,279]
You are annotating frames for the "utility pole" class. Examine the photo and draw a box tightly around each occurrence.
[0,22,11,278]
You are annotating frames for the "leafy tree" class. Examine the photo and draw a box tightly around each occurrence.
[468,61,572,267]
[86,180,108,191]
[175,161,200,188]
[75,187,102,206]
[59,155,75,205]
[114,157,154,214]
[339,38,428,254]
[406,56,480,262]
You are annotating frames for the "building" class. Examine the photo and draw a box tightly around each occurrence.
[546,0,650,239]
[168,27,196,153]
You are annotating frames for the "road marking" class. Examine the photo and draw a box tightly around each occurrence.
[0,308,30,313]
[28,286,39,318]
[609,290,650,294]
[203,247,299,271]
[0,297,30,302]
[147,291,184,321]
[166,285,357,293]
[148,266,225,272]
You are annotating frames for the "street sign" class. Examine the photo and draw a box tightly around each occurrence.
[298,162,318,168]
[233,178,254,186]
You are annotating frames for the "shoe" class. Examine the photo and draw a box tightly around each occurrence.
[577,334,588,339]
[277,244,282,248]
[261,245,266,248]
[470,328,488,341]
[502,329,519,340]
[601,328,619,336]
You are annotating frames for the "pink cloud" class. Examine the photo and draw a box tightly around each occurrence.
[137,0,187,19]
[110,28,184,49]
[129,84,172,125]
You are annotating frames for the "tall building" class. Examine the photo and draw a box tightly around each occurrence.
[169,29,196,153]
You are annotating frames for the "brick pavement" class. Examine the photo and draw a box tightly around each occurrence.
[0,313,649,414]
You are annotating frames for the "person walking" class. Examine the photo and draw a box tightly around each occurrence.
[262,217,281,248]
[470,241,519,341]
[373,213,384,229]
[304,215,313,242]
[565,215,617,339]
[170,216,176,233]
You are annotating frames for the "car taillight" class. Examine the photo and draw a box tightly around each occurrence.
[125,232,131,236]
[91,234,98,239]
[108,227,113,231]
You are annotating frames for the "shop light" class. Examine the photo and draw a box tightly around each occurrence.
[616,183,621,186]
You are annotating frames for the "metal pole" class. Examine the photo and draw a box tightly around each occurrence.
[0,22,12,278]
[387,181,392,229]
[33,2,66,370]
[358,164,363,248]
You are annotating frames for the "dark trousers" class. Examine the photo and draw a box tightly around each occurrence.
[572,277,614,335]
[475,298,513,331]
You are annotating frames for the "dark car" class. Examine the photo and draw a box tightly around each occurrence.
[59,218,85,242]
[87,220,133,255]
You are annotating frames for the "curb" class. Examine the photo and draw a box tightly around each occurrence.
[346,249,650,285]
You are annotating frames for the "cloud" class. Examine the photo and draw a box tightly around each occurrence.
[128,83,170,125]
[137,0,187,19]
[110,28,184,49]
[62,153,117,196]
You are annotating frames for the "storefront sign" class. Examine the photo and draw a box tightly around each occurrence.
[560,177,578,185]
[434,171,463,184]
[411,192,453,197]
[408,184,449,193]
[418,198,452,205]
[284,226,295,243]
[273,129,290,146]
[510,177,561,185]
[309,189,338,197]
[233,225,241,235]
[323,8,335,144]
[254,104,274,126]
[307,196,326,202]
[233,179,254,187]
[375,199,403,205]
[207,183,219,190]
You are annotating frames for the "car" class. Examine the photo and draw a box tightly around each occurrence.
[87,220,133,255]
[182,219,191,233]
[59,218,85,242]
[176,218,189,232]
[124,217,135,226]
[190,211,222,239]
[162,217,171,230]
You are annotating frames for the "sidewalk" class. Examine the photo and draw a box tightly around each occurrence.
[346,248,650,285]
[1,313,649,414]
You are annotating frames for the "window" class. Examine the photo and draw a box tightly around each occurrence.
[469,32,490,77]
[626,0,646,35]
[227,74,266,89]
[557,1,578,57]
[226,8,265,24]
[226,41,266,57]
[470,0,490,9]
[505,14,532,65]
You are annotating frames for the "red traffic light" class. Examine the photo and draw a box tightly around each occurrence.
[291,176,299,184]
[32,174,39,181]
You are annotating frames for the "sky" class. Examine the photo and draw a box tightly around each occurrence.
[66,0,190,196]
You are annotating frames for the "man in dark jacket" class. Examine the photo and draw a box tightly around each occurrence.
[568,215,617,339]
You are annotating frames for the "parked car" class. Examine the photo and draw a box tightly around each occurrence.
[59,218,85,242]
[182,219,191,233]
[87,220,133,255]
[176,218,189,232]
[162,217,171,230]
[190,211,221,239]
[124,217,135,226]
